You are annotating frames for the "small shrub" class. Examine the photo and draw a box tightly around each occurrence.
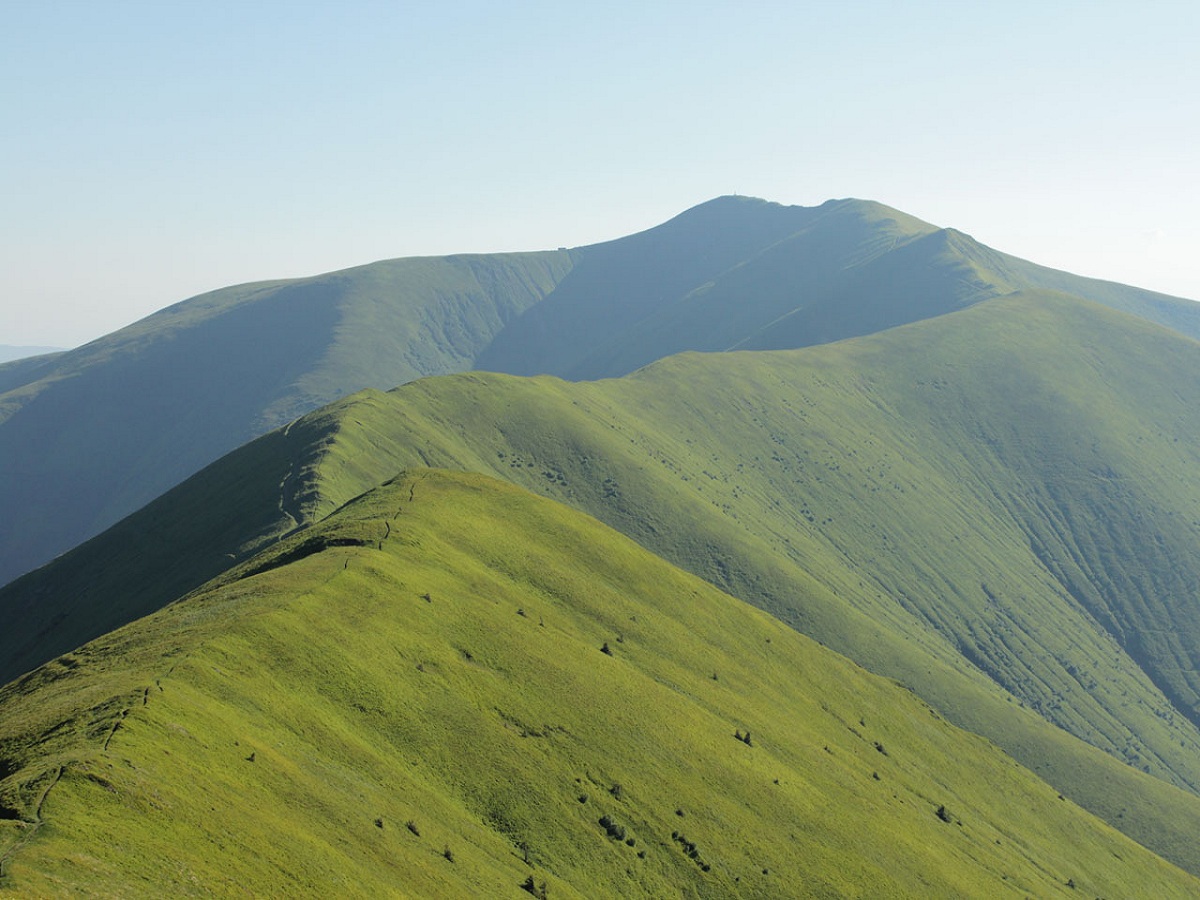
[406,820,420,836]
[609,783,623,799]
[598,814,626,841]
[443,845,455,862]
[577,793,588,804]
[374,817,384,829]
[935,804,952,823]
[600,642,613,656]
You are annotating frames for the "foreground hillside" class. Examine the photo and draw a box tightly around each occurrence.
[8,291,1200,878]
[3,195,1197,589]
[2,470,1196,897]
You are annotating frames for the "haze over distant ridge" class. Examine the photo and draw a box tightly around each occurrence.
[0,196,1196,593]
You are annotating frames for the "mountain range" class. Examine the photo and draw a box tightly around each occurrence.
[2,196,1197,590]
[3,197,1200,896]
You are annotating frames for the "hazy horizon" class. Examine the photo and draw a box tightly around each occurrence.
[4,1,1197,347]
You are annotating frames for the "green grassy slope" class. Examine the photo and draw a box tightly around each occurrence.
[3,470,1197,898]
[0,251,572,588]
[9,291,1200,876]
[277,296,1200,875]
[298,293,1200,779]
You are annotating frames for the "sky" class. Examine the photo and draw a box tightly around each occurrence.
[3,0,1198,348]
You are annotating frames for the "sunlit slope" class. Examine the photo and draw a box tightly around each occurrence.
[11,290,1200,874]
[300,292,1200,770]
[0,251,573,588]
[251,293,1200,872]
[2,471,1197,898]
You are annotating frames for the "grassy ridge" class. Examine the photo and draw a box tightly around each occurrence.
[9,291,1200,875]
[0,251,572,588]
[304,294,1200,777]
[5,194,1198,593]
[264,293,1200,873]
[3,470,1197,897]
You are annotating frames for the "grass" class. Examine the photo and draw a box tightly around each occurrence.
[2,470,1198,897]
[5,192,1198,596]
[8,291,1200,878]
[251,291,1200,875]
[0,250,572,589]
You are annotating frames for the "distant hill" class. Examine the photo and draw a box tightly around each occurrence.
[2,196,1197,589]
[7,291,1200,878]
[3,470,1198,897]
[0,346,65,364]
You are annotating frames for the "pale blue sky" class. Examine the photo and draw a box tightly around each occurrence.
[3,0,1197,347]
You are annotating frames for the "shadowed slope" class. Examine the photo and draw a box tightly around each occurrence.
[2,471,1197,897]
[479,197,1200,380]
[0,252,572,587]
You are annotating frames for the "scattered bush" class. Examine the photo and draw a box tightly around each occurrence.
[600,642,613,656]
[443,845,455,862]
[406,820,420,836]
[598,814,627,841]
[521,875,549,898]
[374,817,384,829]
[935,804,952,823]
